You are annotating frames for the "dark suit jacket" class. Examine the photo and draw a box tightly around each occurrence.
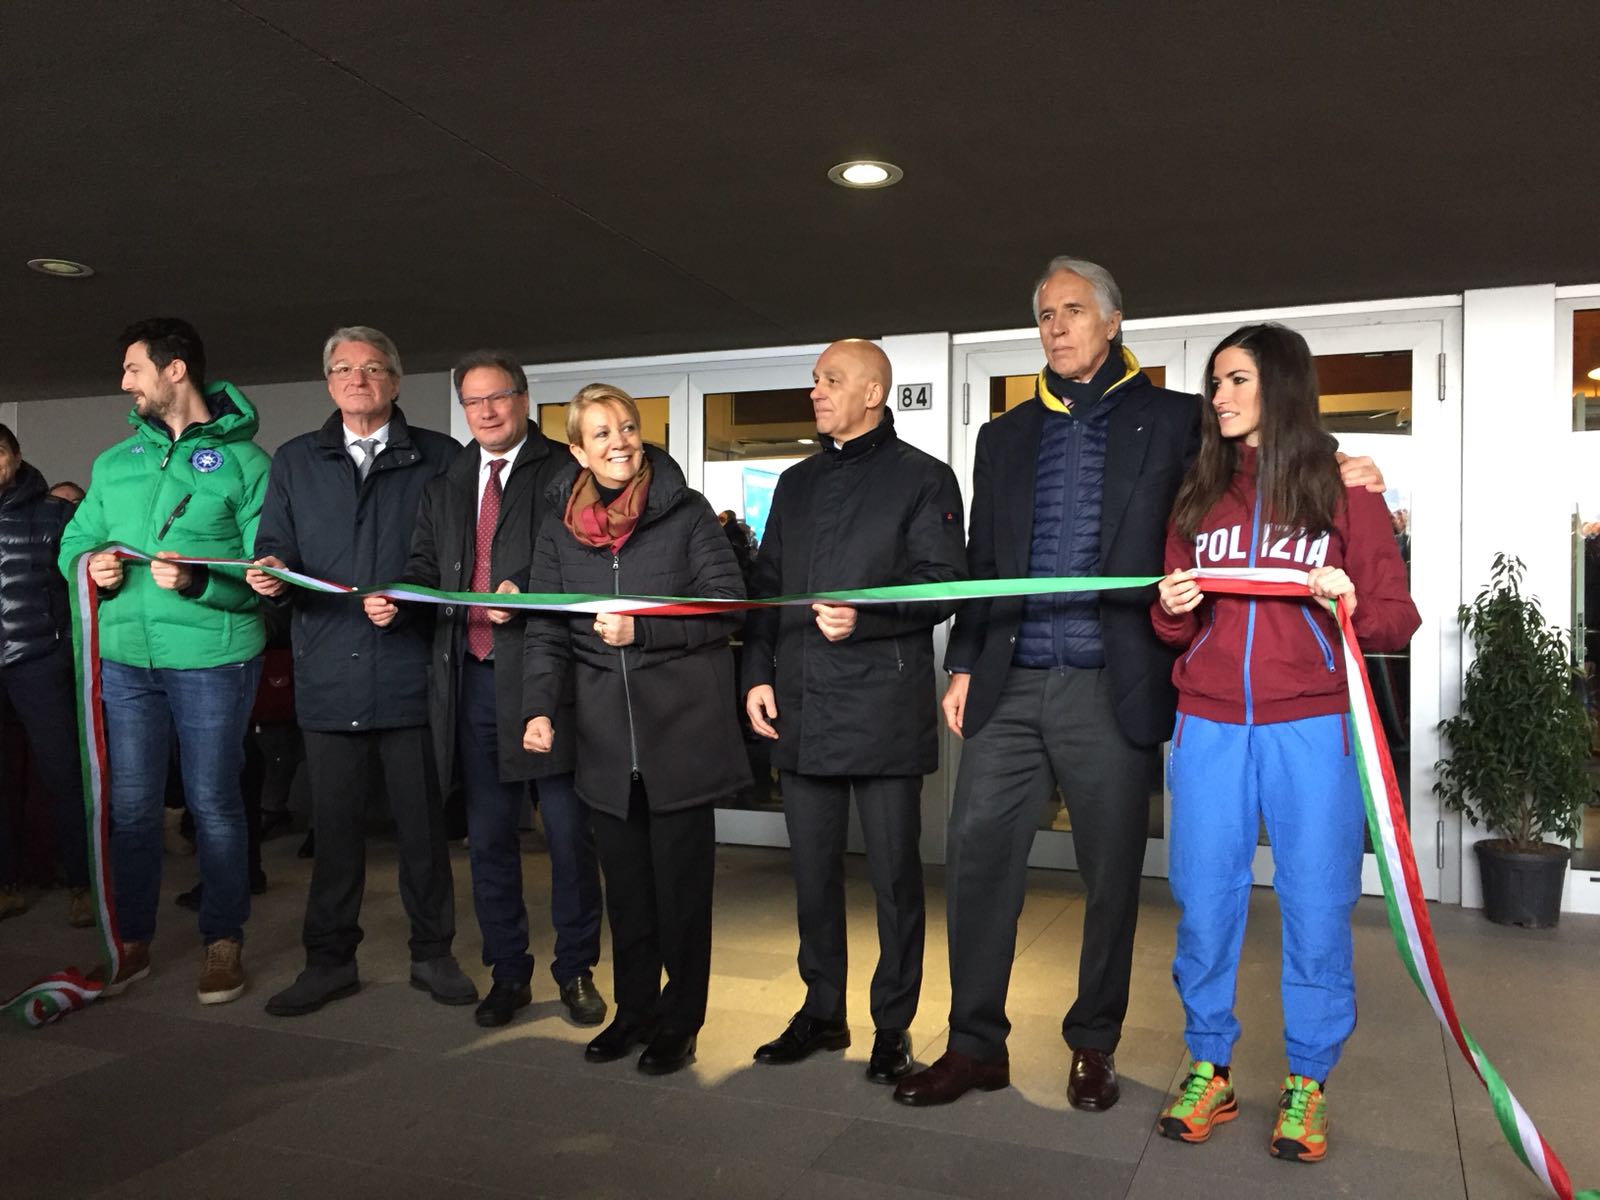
[253,406,459,731]
[945,371,1201,747]
[403,428,575,785]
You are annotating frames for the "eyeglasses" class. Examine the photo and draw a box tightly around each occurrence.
[458,388,522,409]
[328,363,392,380]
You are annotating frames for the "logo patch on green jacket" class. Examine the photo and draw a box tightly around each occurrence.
[190,448,224,473]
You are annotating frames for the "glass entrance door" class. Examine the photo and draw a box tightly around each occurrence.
[1179,318,1454,900]
[953,315,1455,900]
[686,359,820,847]
[954,334,1188,877]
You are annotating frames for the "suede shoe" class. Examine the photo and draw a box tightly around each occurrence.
[558,972,607,1026]
[475,981,533,1028]
[893,1049,1009,1106]
[197,938,246,1005]
[753,1011,850,1064]
[0,886,27,920]
[410,955,479,1006]
[866,1029,913,1083]
[586,1016,657,1063]
[89,941,151,997]
[638,1030,696,1076]
[67,888,96,929]
[1067,1047,1120,1111]
[265,963,360,1016]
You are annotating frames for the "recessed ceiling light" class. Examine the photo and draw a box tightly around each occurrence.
[1588,366,1600,382]
[27,258,94,278]
[828,160,903,189]
[797,437,815,445]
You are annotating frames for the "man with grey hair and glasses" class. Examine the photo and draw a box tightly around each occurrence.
[249,325,475,1016]
[894,258,1382,1111]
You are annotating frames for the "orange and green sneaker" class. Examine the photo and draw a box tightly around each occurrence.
[1270,1074,1329,1162]
[1157,1061,1238,1143]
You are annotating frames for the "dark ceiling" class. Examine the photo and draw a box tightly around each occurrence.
[7,1,1597,402]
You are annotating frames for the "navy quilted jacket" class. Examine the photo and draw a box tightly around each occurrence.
[1014,370,1130,668]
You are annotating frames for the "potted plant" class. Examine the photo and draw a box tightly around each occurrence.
[1435,553,1595,927]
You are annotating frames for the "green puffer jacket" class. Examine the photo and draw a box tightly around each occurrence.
[59,382,271,669]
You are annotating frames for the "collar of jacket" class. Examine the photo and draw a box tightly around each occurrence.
[819,406,897,461]
[543,443,690,528]
[1037,345,1142,414]
[130,379,259,447]
[448,424,555,485]
[314,403,418,458]
[0,461,48,509]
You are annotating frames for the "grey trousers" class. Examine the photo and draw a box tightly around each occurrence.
[781,772,925,1032]
[945,666,1155,1061]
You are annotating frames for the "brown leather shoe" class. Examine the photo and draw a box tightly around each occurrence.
[89,941,151,998]
[892,1049,1009,1106]
[1067,1047,1120,1111]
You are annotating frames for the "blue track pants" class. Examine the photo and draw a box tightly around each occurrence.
[1167,712,1364,1081]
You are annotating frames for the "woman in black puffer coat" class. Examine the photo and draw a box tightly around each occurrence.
[523,385,747,1075]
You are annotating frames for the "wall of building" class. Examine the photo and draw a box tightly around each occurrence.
[11,288,1600,910]
[8,373,455,488]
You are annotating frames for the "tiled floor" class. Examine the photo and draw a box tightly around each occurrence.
[2,831,1597,1199]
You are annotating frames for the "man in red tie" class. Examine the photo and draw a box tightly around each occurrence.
[249,326,473,1016]
[392,351,606,1029]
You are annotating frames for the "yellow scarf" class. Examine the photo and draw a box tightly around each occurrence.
[1037,346,1142,414]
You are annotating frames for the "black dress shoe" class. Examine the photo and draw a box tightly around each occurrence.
[475,981,533,1028]
[264,963,360,1017]
[638,1030,696,1075]
[866,1029,913,1083]
[1067,1047,1120,1111]
[892,1050,1010,1106]
[585,1017,656,1063]
[753,1011,850,1064]
[558,972,607,1026]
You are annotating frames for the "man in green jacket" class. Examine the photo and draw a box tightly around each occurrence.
[60,317,270,1006]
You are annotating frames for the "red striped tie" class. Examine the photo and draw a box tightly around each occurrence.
[466,459,506,660]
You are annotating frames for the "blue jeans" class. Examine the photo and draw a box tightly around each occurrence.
[1167,712,1365,1081]
[459,658,601,987]
[101,657,262,945]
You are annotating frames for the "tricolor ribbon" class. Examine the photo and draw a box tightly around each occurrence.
[1199,569,1597,1200]
[3,553,1590,1197]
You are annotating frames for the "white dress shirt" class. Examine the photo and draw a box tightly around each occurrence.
[477,437,525,515]
[343,421,391,473]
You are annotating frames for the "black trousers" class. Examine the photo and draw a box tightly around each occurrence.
[945,666,1155,1061]
[0,645,87,888]
[780,772,924,1031]
[300,727,456,967]
[590,782,714,1037]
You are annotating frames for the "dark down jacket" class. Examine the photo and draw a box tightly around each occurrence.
[522,447,749,816]
[0,463,73,669]
[741,411,966,777]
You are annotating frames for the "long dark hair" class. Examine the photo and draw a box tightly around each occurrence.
[1170,323,1342,541]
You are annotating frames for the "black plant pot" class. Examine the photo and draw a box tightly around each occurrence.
[1474,840,1570,928]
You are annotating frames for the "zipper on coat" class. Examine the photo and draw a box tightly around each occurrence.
[1298,606,1337,672]
[892,636,904,673]
[1241,492,1264,725]
[1183,608,1217,665]
[613,554,641,780]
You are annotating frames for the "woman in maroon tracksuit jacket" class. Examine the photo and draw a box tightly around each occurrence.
[1148,323,1419,1163]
